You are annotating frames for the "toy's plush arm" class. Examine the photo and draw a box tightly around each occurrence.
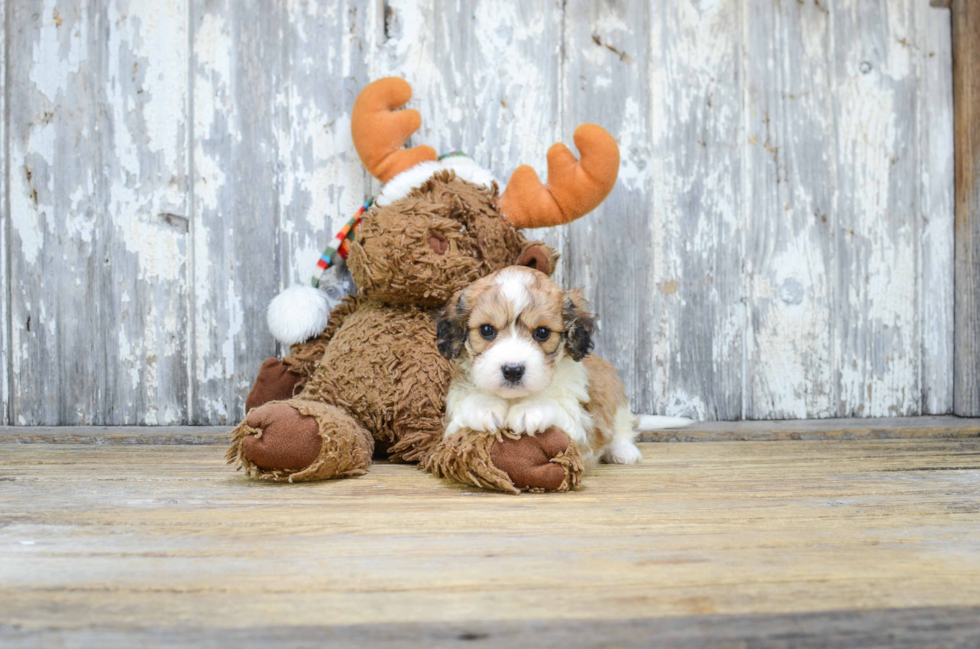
[245,296,361,414]
[281,296,361,379]
[421,426,583,494]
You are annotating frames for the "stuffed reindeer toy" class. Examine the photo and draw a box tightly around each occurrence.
[227,77,620,492]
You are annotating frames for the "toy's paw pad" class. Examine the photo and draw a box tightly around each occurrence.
[505,400,560,435]
[245,358,305,413]
[490,427,572,491]
[241,403,321,471]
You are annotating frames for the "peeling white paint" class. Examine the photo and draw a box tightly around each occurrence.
[9,158,45,266]
[30,3,87,104]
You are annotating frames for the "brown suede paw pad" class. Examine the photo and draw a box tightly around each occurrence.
[490,427,583,492]
[240,403,322,471]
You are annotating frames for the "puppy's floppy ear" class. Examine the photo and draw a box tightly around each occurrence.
[515,242,558,277]
[436,290,470,360]
[562,290,595,362]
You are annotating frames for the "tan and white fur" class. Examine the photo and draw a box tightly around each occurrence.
[436,266,691,468]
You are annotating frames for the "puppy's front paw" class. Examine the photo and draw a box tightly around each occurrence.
[506,401,560,436]
[602,438,643,464]
[462,397,509,433]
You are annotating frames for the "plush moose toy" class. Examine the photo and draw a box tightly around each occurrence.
[227,78,619,493]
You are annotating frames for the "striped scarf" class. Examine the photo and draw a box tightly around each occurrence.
[310,151,465,289]
[310,199,372,289]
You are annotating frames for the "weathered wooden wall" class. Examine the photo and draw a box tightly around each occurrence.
[0,0,958,425]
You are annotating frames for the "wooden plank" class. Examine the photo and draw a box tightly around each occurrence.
[7,1,107,424]
[3,606,980,648]
[6,1,190,425]
[561,1,657,416]
[644,0,745,420]
[953,0,980,415]
[102,0,190,424]
[742,0,836,418]
[0,0,7,425]
[275,0,372,309]
[833,0,921,417]
[375,0,565,280]
[190,0,281,424]
[1,439,979,637]
[917,1,955,414]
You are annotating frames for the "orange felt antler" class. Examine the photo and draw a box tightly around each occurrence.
[351,78,437,183]
[499,124,620,229]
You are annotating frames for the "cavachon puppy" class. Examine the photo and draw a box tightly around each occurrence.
[437,266,691,468]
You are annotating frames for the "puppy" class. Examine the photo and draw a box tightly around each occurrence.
[436,266,691,468]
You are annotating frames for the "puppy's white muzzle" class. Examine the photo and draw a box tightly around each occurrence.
[471,336,552,399]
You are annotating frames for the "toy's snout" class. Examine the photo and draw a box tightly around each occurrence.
[346,205,485,307]
[427,229,449,255]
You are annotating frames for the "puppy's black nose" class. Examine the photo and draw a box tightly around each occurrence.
[501,364,525,383]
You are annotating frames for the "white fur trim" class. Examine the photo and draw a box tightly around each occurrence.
[375,155,498,206]
[375,161,443,207]
[635,415,694,431]
[442,156,497,189]
[267,285,330,346]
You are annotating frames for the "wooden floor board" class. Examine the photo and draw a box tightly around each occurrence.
[1,439,979,646]
[3,607,980,649]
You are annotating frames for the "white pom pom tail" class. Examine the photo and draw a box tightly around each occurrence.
[267,285,330,346]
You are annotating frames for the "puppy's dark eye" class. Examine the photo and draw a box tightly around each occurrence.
[479,324,497,340]
[533,327,551,342]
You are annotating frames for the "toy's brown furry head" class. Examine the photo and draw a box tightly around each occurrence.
[347,170,557,307]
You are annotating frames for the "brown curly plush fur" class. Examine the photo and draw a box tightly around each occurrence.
[295,297,450,463]
[227,174,578,491]
[422,429,520,494]
[423,427,583,494]
[349,172,524,307]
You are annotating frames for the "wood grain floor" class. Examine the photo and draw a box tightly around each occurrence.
[2,437,979,647]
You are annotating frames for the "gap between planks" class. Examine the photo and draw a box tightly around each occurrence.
[0,416,976,445]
